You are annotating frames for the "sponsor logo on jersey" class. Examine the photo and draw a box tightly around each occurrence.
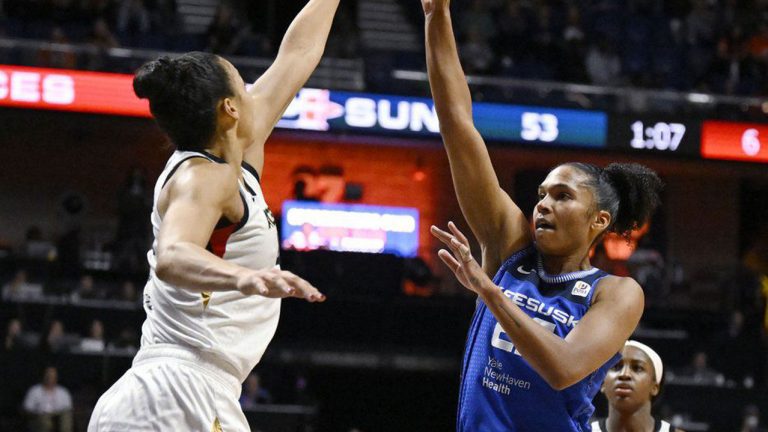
[517,265,533,275]
[571,281,591,297]
[502,289,579,327]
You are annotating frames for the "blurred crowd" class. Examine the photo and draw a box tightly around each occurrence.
[2,0,768,96]
[0,0,358,72]
[451,0,768,95]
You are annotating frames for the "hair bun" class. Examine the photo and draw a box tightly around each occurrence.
[602,163,663,236]
[133,56,173,101]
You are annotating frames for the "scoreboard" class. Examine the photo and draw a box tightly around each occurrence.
[608,116,701,157]
[701,121,768,163]
[1,64,766,164]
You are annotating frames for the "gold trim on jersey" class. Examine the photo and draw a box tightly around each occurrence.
[202,291,212,309]
[212,417,223,432]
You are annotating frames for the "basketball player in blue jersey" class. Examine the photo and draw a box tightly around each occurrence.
[88,1,339,431]
[592,341,684,432]
[421,0,663,430]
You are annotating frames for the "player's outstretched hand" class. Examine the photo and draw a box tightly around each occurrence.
[238,268,326,302]
[421,0,449,15]
[431,221,494,296]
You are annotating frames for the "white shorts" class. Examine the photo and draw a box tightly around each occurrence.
[88,345,249,432]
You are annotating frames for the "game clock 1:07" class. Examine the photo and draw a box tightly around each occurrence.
[630,121,687,151]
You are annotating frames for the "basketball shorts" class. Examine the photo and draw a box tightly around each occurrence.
[88,345,248,432]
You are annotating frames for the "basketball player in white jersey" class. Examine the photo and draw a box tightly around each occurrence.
[592,341,685,432]
[87,1,339,430]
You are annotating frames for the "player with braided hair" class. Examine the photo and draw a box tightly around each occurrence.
[421,0,664,430]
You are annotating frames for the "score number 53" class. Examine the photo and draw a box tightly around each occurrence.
[521,112,559,143]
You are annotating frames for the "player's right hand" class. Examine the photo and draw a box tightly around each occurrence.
[421,0,449,16]
[237,268,326,302]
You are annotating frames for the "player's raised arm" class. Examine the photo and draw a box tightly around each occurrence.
[422,0,530,274]
[246,0,340,146]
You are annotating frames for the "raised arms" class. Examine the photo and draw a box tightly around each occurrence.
[244,0,341,170]
[422,0,530,273]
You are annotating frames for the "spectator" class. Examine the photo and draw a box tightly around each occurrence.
[4,318,36,351]
[562,5,584,44]
[148,0,179,35]
[686,0,717,47]
[79,319,105,352]
[113,167,151,275]
[70,274,101,301]
[493,0,531,64]
[749,24,768,61]
[460,0,496,42]
[117,0,150,34]
[585,40,622,86]
[4,318,23,351]
[711,310,761,385]
[2,269,43,301]
[89,17,119,49]
[706,29,767,95]
[741,404,767,432]
[107,326,138,353]
[460,28,494,74]
[291,165,319,202]
[117,280,139,303]
[20,226,57,261]
[86,17,119,70]
[23,366,73,432]
[627,238,665,304]
[675,351,724,385]
[239,373,272,408]
[39,320,75,354]
[206,2,249,55]
[56,209,83,279]
[293,373,316,405]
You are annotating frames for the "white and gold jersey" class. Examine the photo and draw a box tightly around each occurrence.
[139,150,280,383]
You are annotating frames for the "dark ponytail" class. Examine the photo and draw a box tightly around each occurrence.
[133,52,234,152]
[565,162,663,239]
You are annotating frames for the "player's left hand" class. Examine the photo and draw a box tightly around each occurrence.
[431,221,494,296]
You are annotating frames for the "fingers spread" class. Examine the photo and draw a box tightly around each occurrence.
[438,249,461,273]
[447,221,469,246]
[430,225,452,242]
[431,225,460,251]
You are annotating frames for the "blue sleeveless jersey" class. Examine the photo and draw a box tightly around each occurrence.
[457,245,621,432]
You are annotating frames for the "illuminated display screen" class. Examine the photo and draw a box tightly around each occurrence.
[0,64,149,117]
[281,200,419,257]
[701,121,768,163]
[277,88,608,148]
[0,65,607,148]
[608,116,700,156]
